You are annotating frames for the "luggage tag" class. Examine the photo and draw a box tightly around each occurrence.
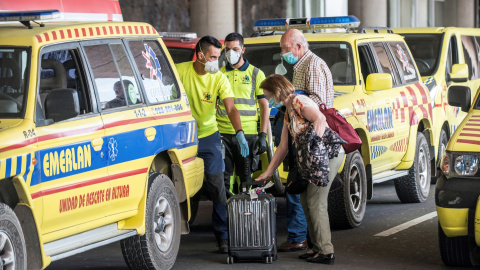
[249,189,258,200]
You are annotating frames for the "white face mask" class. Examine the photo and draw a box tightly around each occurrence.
[275,55,287,75]
[226,49,241,66]
[200,48,219,74]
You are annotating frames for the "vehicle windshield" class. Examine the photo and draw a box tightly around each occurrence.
[401,34,443,77]
[243,41,355,85]
[0,47,29,118]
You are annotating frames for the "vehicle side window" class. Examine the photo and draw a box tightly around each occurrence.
[446,36,458,76]
[83,43,142,110]
[310,42,355,85]
[127,40,180,104]
[358,44,376,85]
[387,41,419,85]
[460,35,480,80]
[37,48,92,125]
[372,42,399,85]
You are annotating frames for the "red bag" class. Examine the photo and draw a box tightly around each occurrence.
[319,103,362,154]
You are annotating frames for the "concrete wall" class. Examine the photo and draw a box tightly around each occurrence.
[119,0,286,38]
[119,0,190,32]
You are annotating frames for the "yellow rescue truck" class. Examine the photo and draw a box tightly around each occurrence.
[437,85,480,267]
[0,10,203,269]
[395,27,480,182]
[247,17,435,229]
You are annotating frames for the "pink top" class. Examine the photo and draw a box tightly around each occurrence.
[285,95,322,141]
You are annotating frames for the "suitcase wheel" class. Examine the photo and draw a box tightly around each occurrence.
[227,256,234,264]
[265,256,273,264]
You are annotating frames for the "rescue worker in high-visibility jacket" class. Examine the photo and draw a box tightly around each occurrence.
[176,35,249,254]
[216,32,269,196]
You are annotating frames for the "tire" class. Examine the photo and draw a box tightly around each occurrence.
[0,203,27,270]
[432,129,448,184]
[121,174,181,270]
[328,150,367,229]
[438,222,472,266]
[394,132,431,203]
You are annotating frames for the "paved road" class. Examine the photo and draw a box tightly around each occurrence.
[48,181,474,269]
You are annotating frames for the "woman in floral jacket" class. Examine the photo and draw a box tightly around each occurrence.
[256,74,345,265]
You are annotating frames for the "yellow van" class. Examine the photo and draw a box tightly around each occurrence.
[436,85,480,266]
[0,10,203,269]
[394,27,479,181]
[246,17,435,229]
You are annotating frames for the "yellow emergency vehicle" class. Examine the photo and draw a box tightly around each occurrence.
[394,27,480,182]
[0,10,203,269]
[247,16,435,229]
[437,85,480,266]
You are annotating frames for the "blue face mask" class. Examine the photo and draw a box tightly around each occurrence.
[282,51,298,65]
[268,98,283,109]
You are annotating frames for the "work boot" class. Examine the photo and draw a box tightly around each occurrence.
[217,239,228,254]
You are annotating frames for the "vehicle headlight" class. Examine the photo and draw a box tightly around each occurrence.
[441,151,480,177]
[454,155,479,176]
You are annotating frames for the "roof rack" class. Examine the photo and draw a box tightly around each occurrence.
[356,27,394,34]
[0,9,60,29]
[158,32,197,39]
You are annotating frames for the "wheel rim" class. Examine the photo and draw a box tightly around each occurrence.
[153,196,174,252]
[0,231,15,270]
[438,138,447,166]
[418,147,428,191]
[349,163,362,212]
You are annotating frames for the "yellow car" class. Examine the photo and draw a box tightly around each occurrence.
[395,27,480,182]
[247,16,435,229]
[437,85,480,266]
[0,10,203,269]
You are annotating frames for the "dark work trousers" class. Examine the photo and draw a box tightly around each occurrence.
[198,131,228,241]
[221,133,257,195]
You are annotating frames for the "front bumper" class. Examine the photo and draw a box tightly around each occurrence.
[436,174,480,238]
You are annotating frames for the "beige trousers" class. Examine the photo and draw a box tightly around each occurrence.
[300,147,345,254]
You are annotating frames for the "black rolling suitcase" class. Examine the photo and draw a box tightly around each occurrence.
[226,182,277,264]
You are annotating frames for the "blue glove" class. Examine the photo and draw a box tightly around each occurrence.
[236,132,249,158]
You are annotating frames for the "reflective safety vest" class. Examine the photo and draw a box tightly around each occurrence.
[217,62,265,135]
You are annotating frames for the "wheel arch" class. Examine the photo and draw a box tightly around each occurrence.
[0,176,50,269]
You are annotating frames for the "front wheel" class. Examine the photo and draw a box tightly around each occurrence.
[0,203,27,270]
[121,174,181,270]
[394,132,431,203]
[438,222,472,266]
[328,150,367,229]
[432,129,448,184]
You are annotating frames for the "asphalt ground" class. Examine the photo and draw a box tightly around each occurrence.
[48,181,474,270]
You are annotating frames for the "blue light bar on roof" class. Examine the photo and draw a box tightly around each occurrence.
[0,9,60,22]
[253,16,360,32]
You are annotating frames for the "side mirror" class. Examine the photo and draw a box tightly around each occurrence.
[449,63,468,82]
[366,73,393,93]
[448,85,471,112]
[45,88,80,122]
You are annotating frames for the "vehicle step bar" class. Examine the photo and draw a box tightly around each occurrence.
[372,170,408,184]
[44,223,137,262]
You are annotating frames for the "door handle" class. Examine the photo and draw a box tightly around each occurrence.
[91,138,103,151]
[145,127,156,141]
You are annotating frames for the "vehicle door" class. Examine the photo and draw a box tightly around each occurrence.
[81,39,149,215]
[386,40,426,162]
[364,41,409,172]
[35,43,109,234]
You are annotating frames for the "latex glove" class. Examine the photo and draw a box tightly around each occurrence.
[255,132,267,155]
[236,132,249,158]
